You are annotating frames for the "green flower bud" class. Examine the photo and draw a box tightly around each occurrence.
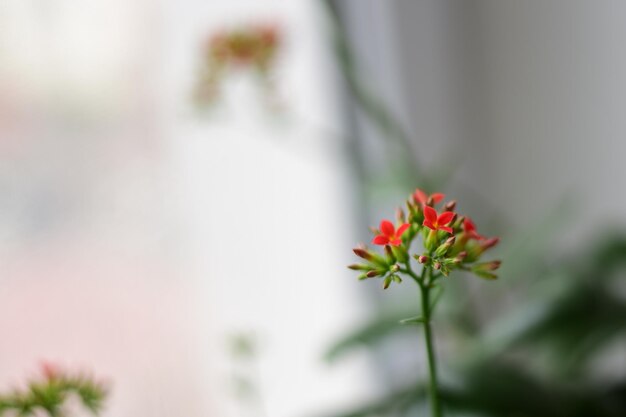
[384,245,396,263]
[396,207,406,223]
[434,236,456,257]
[471,260,501,272]
[425,229,438,252]
[383,276,392,289]
[391,244,409,263]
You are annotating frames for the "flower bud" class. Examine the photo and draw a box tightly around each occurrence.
[366,269,384,278]
[383,276,392,289]
[444,200,457,211]
[391,244,409,263]
[348,264,369,271]
[417,255,430,264]
[481,237,500,251]
[474,271,498,280]
[353,246,388,267]
[390,264,400,273]
[353,248,372,261]
[384,245,396,263]
[454,251,467,263]
[392,275,402,283]
[453,215,465,229]
[472,260,501,272]
[435,236,456,257]
[396,207,406,223]
[474,237,500,257]
[425,229,438,252]
[407,200,421,223]
[433,262,442,270]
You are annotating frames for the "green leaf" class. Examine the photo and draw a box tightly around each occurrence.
[323,312,416,363]
[399,316,425,325]
[474,270,498,280]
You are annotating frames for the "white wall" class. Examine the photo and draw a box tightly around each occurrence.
[344,0,626,244]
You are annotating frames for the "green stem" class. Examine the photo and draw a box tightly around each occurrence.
[420,268,442,417]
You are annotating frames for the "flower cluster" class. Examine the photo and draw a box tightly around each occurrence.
[349,188,501,289]
[194,22,282,106]
[0,362,109,417]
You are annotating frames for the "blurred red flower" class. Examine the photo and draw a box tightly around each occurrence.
[463,217,486,240]
[414,188,445,207]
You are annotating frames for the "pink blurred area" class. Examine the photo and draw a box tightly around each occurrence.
[0,1,372,416]
[0,246,210,416]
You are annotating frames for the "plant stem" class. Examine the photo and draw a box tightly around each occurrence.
[420,268,442,417]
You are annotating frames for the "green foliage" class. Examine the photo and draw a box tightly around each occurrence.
[324,312,417,363]
[0,367,108,417]
[322,1,626,414]
[325,236,626,417]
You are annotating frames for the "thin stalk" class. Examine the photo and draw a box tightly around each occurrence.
[321,0,429,190]
[420,267,442,417]
[404,264,443,417]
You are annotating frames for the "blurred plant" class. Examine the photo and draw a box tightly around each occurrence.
[227,333,268,417]
[328,234,626,417]
[350,189,500,417]
[0,362,108,417]
[194,22,282,108]
[318,2,626,417]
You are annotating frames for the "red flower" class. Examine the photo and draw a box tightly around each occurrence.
[372,220,410,246]
[414,188,445,207]
[463,217,485,240]
[423,206,455,234]
[40,361,61,381]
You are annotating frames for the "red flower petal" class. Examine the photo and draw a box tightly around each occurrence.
[390,238,402,246]
[414,188,428,205]
[396,223,410,237]
[423,220,436,231]
[464,218,476,232]
[431,193,445,204]
[380,220,395,237]
[437,211,455,225]
[372,235,389,245]
[423,206,437,224]
[440,226,453,234]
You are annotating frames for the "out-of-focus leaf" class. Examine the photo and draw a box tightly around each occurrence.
[399,316,424,326]
[324,312,416,363]
[496,194,574,282]
[443,361,626,417]
[320,361,626,417]
[512,285,626,375]
[474,236,626,374]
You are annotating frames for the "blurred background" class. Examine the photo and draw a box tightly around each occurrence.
[1,1,626,416]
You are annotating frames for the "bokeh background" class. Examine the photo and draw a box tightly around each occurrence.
[1,1,626,417]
